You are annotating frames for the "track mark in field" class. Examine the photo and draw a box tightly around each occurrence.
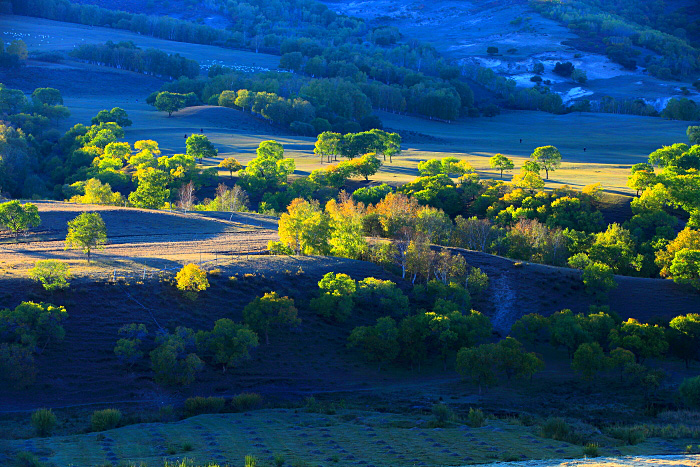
[489,273,517,334]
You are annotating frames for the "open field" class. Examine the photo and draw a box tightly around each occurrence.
[0,202,277,274]
[1,16,695,195]
[0,15,280,71]
[1,410,697,467]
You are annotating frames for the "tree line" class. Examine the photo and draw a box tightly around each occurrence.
[530,0,700,79]
[70,41,200,80]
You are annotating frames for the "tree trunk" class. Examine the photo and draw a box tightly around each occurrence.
[87,249,91,263]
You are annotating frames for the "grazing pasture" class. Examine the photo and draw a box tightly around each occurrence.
[1,409,692,467]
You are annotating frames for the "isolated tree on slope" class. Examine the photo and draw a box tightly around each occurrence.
[531,145,562,179]
[489,153,515,179]
[64,212,107,263]
[0,200,40,238]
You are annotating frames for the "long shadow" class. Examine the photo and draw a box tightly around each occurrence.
[379,165,420,176]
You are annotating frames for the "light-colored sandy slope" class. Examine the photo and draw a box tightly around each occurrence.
[481,454,700,467]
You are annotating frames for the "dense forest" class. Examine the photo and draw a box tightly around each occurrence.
[529,0,700,79]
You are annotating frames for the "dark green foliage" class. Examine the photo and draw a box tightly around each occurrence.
[195,320,259,371]
[352,184,393,205]
[90,409,122,432]
[31,408,57,436]
[184,397,226,416]
[230,393,263,412]
[91,107,132,127]
[348,317,400,370]
[355,277,409,317]
[151,327,204,386]
[679,376,700,408]
[243,292,300,344]
[311,272,356,322]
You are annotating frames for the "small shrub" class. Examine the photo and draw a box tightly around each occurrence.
[268,240,294,255]
[91,408,122,432]
[541,417,571,441]
[14,452,45,467]
[31,408,57,436]
[273,454,285,467]
[431,403,455,426]
[583,443,600,457]
[679,376,700,408]
[501,452,520,462]
[606,425,646,445]
[184,396,225,416]
[209,268,222,276]
[28,260,70,291]
[467,267,489,298]
[231,392,262,412]
[467,407,486,427]
[245,455,257,467]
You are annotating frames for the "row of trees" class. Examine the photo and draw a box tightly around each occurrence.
[115,287,301,385]
[70,41,200,79]
[530,0,699,79]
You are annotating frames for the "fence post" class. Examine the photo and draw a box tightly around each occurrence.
[143,267,146,280]
[113,269,116,282]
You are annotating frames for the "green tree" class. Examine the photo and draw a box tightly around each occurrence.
[355,277,409,317]
[348,153,382,181]
[531,145,562,179]
[0,301,68,349]
[549,309,589,358]
[510,313,550,347]
[154,91,186,117]
[688,126,700,145]
[7,40,28,60]
[0,87,28,113]
[627,163,657,196]
[348,317,400,370]
[0,200,40,238]
[150,328,203,385]
[240,140,295,193]
[679,376,700,408]
[456,343,498,394]
[243,292,300,344]
[196,319,259,372]
[494,337,544,381]
[219,157,243,177]
[571,342,608,380]
[31,87,62,106]
[114,323,148,367]
[669,249,700,290]
[656,228,700,278]
[609,318,668,363]
[669,314,700,366]
[314,131,342,163]
[589,223,643,275]
[512,169,545,192]
[310,272,356,322]
[186,134,217,163]
[278,198,330,255]
[64,212,107,263]
[91,107,132,127]
[129,167,170,209]
[489,153,515,179]
[582,262,617,299]
[28,260,71,291]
